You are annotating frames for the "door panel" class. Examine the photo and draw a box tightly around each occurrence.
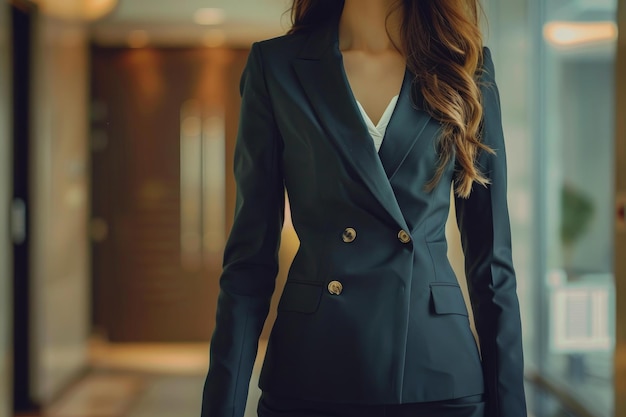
[91,47,248,341]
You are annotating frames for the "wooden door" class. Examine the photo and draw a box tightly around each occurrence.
[90,47,248,341]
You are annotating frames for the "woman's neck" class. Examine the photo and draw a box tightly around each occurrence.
[339,0,402,53]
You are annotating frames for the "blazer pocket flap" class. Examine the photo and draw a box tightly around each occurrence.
[278,281,323,314]
[430,283,469,316]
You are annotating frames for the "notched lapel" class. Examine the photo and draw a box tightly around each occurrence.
[291,26,409,230]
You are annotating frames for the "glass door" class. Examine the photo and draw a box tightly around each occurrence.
[613,2,626,416]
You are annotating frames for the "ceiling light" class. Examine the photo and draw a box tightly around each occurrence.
[128,30,149,49]
[194,8,225,26]
[34,0,118,21]
[544,21,618,47]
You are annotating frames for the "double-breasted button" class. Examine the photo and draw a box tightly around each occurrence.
[327,280,343,295]
[397,229,411,244]
[342,227,357,243]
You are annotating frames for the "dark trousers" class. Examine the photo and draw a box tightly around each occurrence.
[258,393,485,417]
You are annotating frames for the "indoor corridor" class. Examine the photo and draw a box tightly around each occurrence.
[3,0,626,417]
[34,340,267,417]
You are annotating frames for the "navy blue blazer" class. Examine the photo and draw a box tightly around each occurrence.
[201,20,526,417]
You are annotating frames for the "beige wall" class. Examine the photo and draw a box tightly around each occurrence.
[0,3,12,417]
[29,15,91,403]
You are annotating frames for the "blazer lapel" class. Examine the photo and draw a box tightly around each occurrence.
[292,25,409,230]
[377,72,435,181]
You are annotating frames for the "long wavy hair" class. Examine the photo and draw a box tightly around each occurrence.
[288,0,493,198]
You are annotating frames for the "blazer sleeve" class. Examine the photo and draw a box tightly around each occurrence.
[201,42,285,417]
[454,47,527,417]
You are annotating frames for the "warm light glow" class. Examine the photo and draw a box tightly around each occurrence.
[544,21,618,47]
[127,30,149,49]
[35,0,118,21]
[194,8,225,26]
[203,29,226,48]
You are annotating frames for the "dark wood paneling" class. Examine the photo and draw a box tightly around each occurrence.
[91,47,248,341]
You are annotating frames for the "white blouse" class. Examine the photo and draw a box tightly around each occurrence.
[356,95,399,152]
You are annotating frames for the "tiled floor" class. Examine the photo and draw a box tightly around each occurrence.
[38,336,610,417]
[44,373,146,417]
[42,339,267,417]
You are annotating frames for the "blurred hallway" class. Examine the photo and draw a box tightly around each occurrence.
[3,0,626,416]
[33,340,267,417]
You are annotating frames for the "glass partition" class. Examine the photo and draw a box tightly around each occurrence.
[483,0,618,415]
[536,0,617,415]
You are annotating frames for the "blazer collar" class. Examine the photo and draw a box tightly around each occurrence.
[292,22,434,230]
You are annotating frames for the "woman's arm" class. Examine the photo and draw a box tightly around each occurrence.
[454,47,527,417]
[201,42,285,417]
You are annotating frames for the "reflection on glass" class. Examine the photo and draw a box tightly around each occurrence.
[539,0,617,415]
[544,21,618,47]
[202,108,226,266]
[180,100,225,271]
[180,100,203,271]
[550,277,613,352]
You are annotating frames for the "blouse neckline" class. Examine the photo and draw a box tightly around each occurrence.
[356,95,400,152]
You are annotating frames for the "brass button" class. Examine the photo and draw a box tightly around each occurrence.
[327,280,343,295]
[342,227,357,243]
[397,229,411,244]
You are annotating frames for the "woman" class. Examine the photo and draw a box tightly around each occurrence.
[201,0,526,416]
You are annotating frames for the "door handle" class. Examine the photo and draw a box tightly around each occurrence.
[11,198,26,245]
[90,217,109,242]
[617,192,625,231]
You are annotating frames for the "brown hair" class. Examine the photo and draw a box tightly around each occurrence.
[289,0,493,198]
